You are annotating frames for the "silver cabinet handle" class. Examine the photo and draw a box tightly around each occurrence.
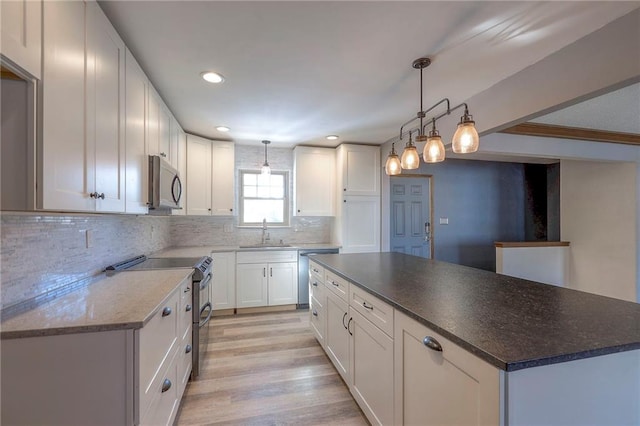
[97,193,105,199]
[312,310,318,317]
[270,268,273,277]
[185,304,192,312]
[331,280,339,287]
[423,336,443,352]
[362,301,374,310]
[184,286,191,293]
[185,344,192,354]
[342,312,348,329]
[311,281,318,287]
[161,378,172,393]
[263,268,266,277]
[312,268,319,273]
[347,317,353,336]
[162,307,172,317]
[160,152,167,157]
[89,192,104,199]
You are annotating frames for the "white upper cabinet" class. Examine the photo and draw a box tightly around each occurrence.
[158,104,171,163]
[169,117,180,169]
[124,48,149,214]
[40,0,125,213]
[172,129,187,216]
[337,144,380,196]
[186,134,234,216]
[1,0,42,79]
[147,87,160,157]
[293,146,335,216]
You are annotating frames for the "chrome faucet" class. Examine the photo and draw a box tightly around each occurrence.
[261,218,270,245]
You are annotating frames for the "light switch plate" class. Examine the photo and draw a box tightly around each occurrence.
[439,217,449,225]
[85,229,93,248]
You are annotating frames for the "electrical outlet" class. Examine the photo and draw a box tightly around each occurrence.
[85,230,93,248]
[439,217,449,225]
[223,223,233,233]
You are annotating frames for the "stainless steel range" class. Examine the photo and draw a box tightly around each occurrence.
[106,255,213,379]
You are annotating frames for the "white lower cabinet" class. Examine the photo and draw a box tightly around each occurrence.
[324,289,350,384]
[211,252,236,310]
[236,251,297,308]
[0,277,192,426]
[309,261,326,346]
[393,310,501,426]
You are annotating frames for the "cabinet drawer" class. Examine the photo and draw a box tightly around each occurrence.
[179,278,192,342]
[309,272,325,306]
[138,289,179,418]
[236,250,298,264]
[309,260,324,282]
[178,333,193,397]
[325,269,349,302]
[350,286,394,337]
[309,295,325,346]
[140,347,180,426]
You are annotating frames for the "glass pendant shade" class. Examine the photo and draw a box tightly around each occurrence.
[400,142,420,170]
[423,130,445,163]
[261,163,271,175]
[385,143,402,175]
[452,115,479,153]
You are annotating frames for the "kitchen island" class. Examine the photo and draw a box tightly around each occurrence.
[309,252,640,425]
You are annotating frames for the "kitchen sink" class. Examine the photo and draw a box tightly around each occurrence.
[238,244,293,249]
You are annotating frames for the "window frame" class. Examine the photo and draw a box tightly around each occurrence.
[238,169,290,227]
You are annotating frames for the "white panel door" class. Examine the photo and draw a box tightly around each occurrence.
[236,263,268,308]
[268,262,297,306]
[350,309,394,426]
[343,196,380,253]
[1,0,41,79]
[390,176,431,258]
[87,1,125,213]
[211,252,236,310]
[40,0,93,211]
[293,146,335,216]
[325,290,350,385]
[211,141,234,215]
[124,49,149,214]
[186,135,212,215]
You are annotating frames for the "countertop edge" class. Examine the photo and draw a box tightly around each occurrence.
[1,321,144,340]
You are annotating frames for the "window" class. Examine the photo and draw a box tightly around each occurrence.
[239,170,289,226]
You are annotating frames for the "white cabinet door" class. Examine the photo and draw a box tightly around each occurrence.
[186,135,212,215]
[158,105,171,163]
[124,49,149,214]
[338,144,380,196]
[325,289,350,385]
[172,129,187,216]
[267,262,297,306]
[147,88,160,157]
[293,146,335,216]
[350,309,394,426]
[393,310,501,426]
[86,1,125,213]
[211,141,234,215]
[1,0,41,79]
[211,252,236,310]
[40,0,92,211]
[342,196,380,253]
[309,294,326,347]
[169,117,180,169]
[236,263,268,308]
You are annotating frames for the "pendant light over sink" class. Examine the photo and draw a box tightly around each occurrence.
[261,140,271,176]
[385,57,480,175]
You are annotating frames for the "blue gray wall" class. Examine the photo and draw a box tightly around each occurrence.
[382,147,526,271]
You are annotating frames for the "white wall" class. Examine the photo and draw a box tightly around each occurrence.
[561,160,637,302]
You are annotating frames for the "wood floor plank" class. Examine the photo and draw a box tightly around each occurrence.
[176,310,368,425]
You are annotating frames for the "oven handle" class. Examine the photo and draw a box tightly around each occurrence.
[199,273,212,292]
[199,302,213,328]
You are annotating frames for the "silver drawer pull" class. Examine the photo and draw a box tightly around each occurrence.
[185,304,192,312]
[312,268,319,273]
[162,307,172,317]
[331,280,339,287]
[312,310,318,317]
[184,286,191,293]
[161,378,172,393]
[312,281,319,287]
[423,336,443,352]
[362,301,374,310]
[185,344,192,354]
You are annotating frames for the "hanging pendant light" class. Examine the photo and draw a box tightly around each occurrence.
[452,107,479,153]
[261,140,271,175]
[400,132,420,170]
[423,120,445,163]
[385,142,402,175]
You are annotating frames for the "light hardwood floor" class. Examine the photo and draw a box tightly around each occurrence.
[175,310,368,425]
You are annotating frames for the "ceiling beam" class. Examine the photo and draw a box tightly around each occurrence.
[500,123,640,146]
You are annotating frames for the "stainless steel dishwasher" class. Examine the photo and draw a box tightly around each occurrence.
[297,248,339,308]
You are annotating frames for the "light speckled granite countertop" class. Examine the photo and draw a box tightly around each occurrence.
[1,269,193,340]
[151,244,341,257]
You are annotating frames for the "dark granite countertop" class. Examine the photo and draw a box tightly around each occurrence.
[310,252,640,372]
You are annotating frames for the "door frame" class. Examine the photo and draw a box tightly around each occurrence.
[388,174,434,259]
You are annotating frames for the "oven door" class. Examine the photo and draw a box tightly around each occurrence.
[192,272,213,378]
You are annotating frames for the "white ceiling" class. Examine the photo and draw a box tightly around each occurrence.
[99,1,640,148]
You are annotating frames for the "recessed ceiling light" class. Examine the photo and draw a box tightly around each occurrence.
[201,71,224,84]
[216,126,230,132]
[326,135,339,140]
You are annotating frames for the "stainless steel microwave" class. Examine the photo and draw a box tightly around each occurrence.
[148,155,182,210]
